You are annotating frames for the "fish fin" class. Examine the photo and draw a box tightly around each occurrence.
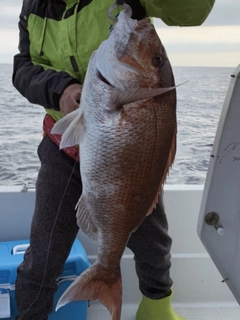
[107,86,175,111]
[108,81,188,111]
[56,263,122,320]
[76,196,98,241]
[146,127,177,216]
[51,109,79,135]
[52,110,84,149]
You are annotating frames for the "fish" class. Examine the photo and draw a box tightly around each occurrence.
[52,9,177,320]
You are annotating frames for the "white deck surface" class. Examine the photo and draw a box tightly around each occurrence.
[1,186,240,319]
[88,303,240,320]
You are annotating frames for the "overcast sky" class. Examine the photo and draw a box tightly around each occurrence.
[0,0,239,67]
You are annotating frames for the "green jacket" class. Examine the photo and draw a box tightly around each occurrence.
[13,0,215,121]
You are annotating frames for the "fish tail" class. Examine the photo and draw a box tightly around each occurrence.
[56,263,122,320]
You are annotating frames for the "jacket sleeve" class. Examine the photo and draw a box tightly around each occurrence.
[140,0,215,26]
[12,5,80,110]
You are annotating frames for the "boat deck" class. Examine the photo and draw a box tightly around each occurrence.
[88,303,240,320]
[1,186,240,320]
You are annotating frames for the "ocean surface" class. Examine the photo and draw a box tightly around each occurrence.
[0,63,236,186]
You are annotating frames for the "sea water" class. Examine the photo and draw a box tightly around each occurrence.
[0,64,235,186]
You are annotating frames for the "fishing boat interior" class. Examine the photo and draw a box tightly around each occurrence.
[1,65,240,319]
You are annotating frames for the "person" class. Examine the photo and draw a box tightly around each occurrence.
[12,0,215,319]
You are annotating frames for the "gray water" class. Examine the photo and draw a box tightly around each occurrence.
[0,64,235,186]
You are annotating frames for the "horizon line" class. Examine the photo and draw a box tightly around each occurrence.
[0,62,236,69]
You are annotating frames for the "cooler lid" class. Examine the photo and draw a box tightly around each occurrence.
[198,64,240,304]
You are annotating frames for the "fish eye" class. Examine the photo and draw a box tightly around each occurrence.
[152,55,165,67]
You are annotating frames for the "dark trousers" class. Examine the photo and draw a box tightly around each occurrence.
[15,136,173,319]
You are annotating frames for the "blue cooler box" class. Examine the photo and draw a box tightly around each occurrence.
[0,239,90,320]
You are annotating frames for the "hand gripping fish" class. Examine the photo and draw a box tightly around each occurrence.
[52,10,177,320]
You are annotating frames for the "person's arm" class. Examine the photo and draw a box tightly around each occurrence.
[12,3,80,111]
[140,0,215,26]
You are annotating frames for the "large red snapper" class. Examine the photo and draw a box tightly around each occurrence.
[52,10,177,320]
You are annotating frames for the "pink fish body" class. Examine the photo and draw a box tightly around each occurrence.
[52,10,176,320]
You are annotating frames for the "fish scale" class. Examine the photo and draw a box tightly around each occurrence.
[52,9,176,320]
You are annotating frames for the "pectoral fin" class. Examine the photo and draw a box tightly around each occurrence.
[107,86,175,111]
[107,81,188,111]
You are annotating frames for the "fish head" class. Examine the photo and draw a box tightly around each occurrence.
[96,10,175,92]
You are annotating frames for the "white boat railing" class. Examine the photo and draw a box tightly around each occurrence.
[0,184,237,307]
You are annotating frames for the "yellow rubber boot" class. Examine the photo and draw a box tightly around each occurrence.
[136,292,186,320]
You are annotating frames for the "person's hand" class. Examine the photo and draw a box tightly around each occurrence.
[59,83,83,116]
